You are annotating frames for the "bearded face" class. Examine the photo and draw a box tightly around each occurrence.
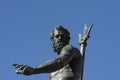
[51,29,70,54]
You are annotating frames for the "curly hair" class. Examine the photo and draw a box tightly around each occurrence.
[50,25,70,42]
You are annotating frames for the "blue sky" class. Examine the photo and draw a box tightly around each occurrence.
[0,0,120,80]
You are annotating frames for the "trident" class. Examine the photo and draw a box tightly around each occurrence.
[78,24,93,80]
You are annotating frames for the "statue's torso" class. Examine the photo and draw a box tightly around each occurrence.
[49,65,75,80]
[49,45,82,80]
[49,57,81,80]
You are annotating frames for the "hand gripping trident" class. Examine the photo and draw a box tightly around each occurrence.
[78,24,93,80]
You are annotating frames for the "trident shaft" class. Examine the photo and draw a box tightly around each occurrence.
[78,24,93,80]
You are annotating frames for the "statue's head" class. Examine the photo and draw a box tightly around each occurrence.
[50,25,70,54]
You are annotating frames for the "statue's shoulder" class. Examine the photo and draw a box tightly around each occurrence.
[62,45,77,52]
[61,45,81,57]
[64,44,81,54]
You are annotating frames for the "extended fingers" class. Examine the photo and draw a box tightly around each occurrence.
[13,64,31,75]
[13,64,27,69]
[18,65,28,70]
[13,64,28,74]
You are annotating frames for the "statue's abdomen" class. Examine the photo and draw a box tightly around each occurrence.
[49,65,76,80]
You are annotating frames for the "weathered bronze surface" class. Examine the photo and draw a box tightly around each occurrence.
[13,26,83,80]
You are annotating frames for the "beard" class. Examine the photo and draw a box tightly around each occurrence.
[52,40,68,54]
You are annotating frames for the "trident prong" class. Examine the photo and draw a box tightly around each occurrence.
[78,24,93,45]
[84,24,87,36]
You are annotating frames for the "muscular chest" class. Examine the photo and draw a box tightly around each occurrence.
[49,65,74,80]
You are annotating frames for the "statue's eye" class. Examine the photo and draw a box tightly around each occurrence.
[55,35,59,38]
[55,35,63,39]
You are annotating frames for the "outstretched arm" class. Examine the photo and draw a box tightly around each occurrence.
[13,45,76,75]
[33,45,75,74]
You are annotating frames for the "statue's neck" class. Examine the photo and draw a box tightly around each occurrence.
[56,44,67,55]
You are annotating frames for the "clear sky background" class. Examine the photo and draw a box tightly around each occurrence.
[0,0,120,80]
